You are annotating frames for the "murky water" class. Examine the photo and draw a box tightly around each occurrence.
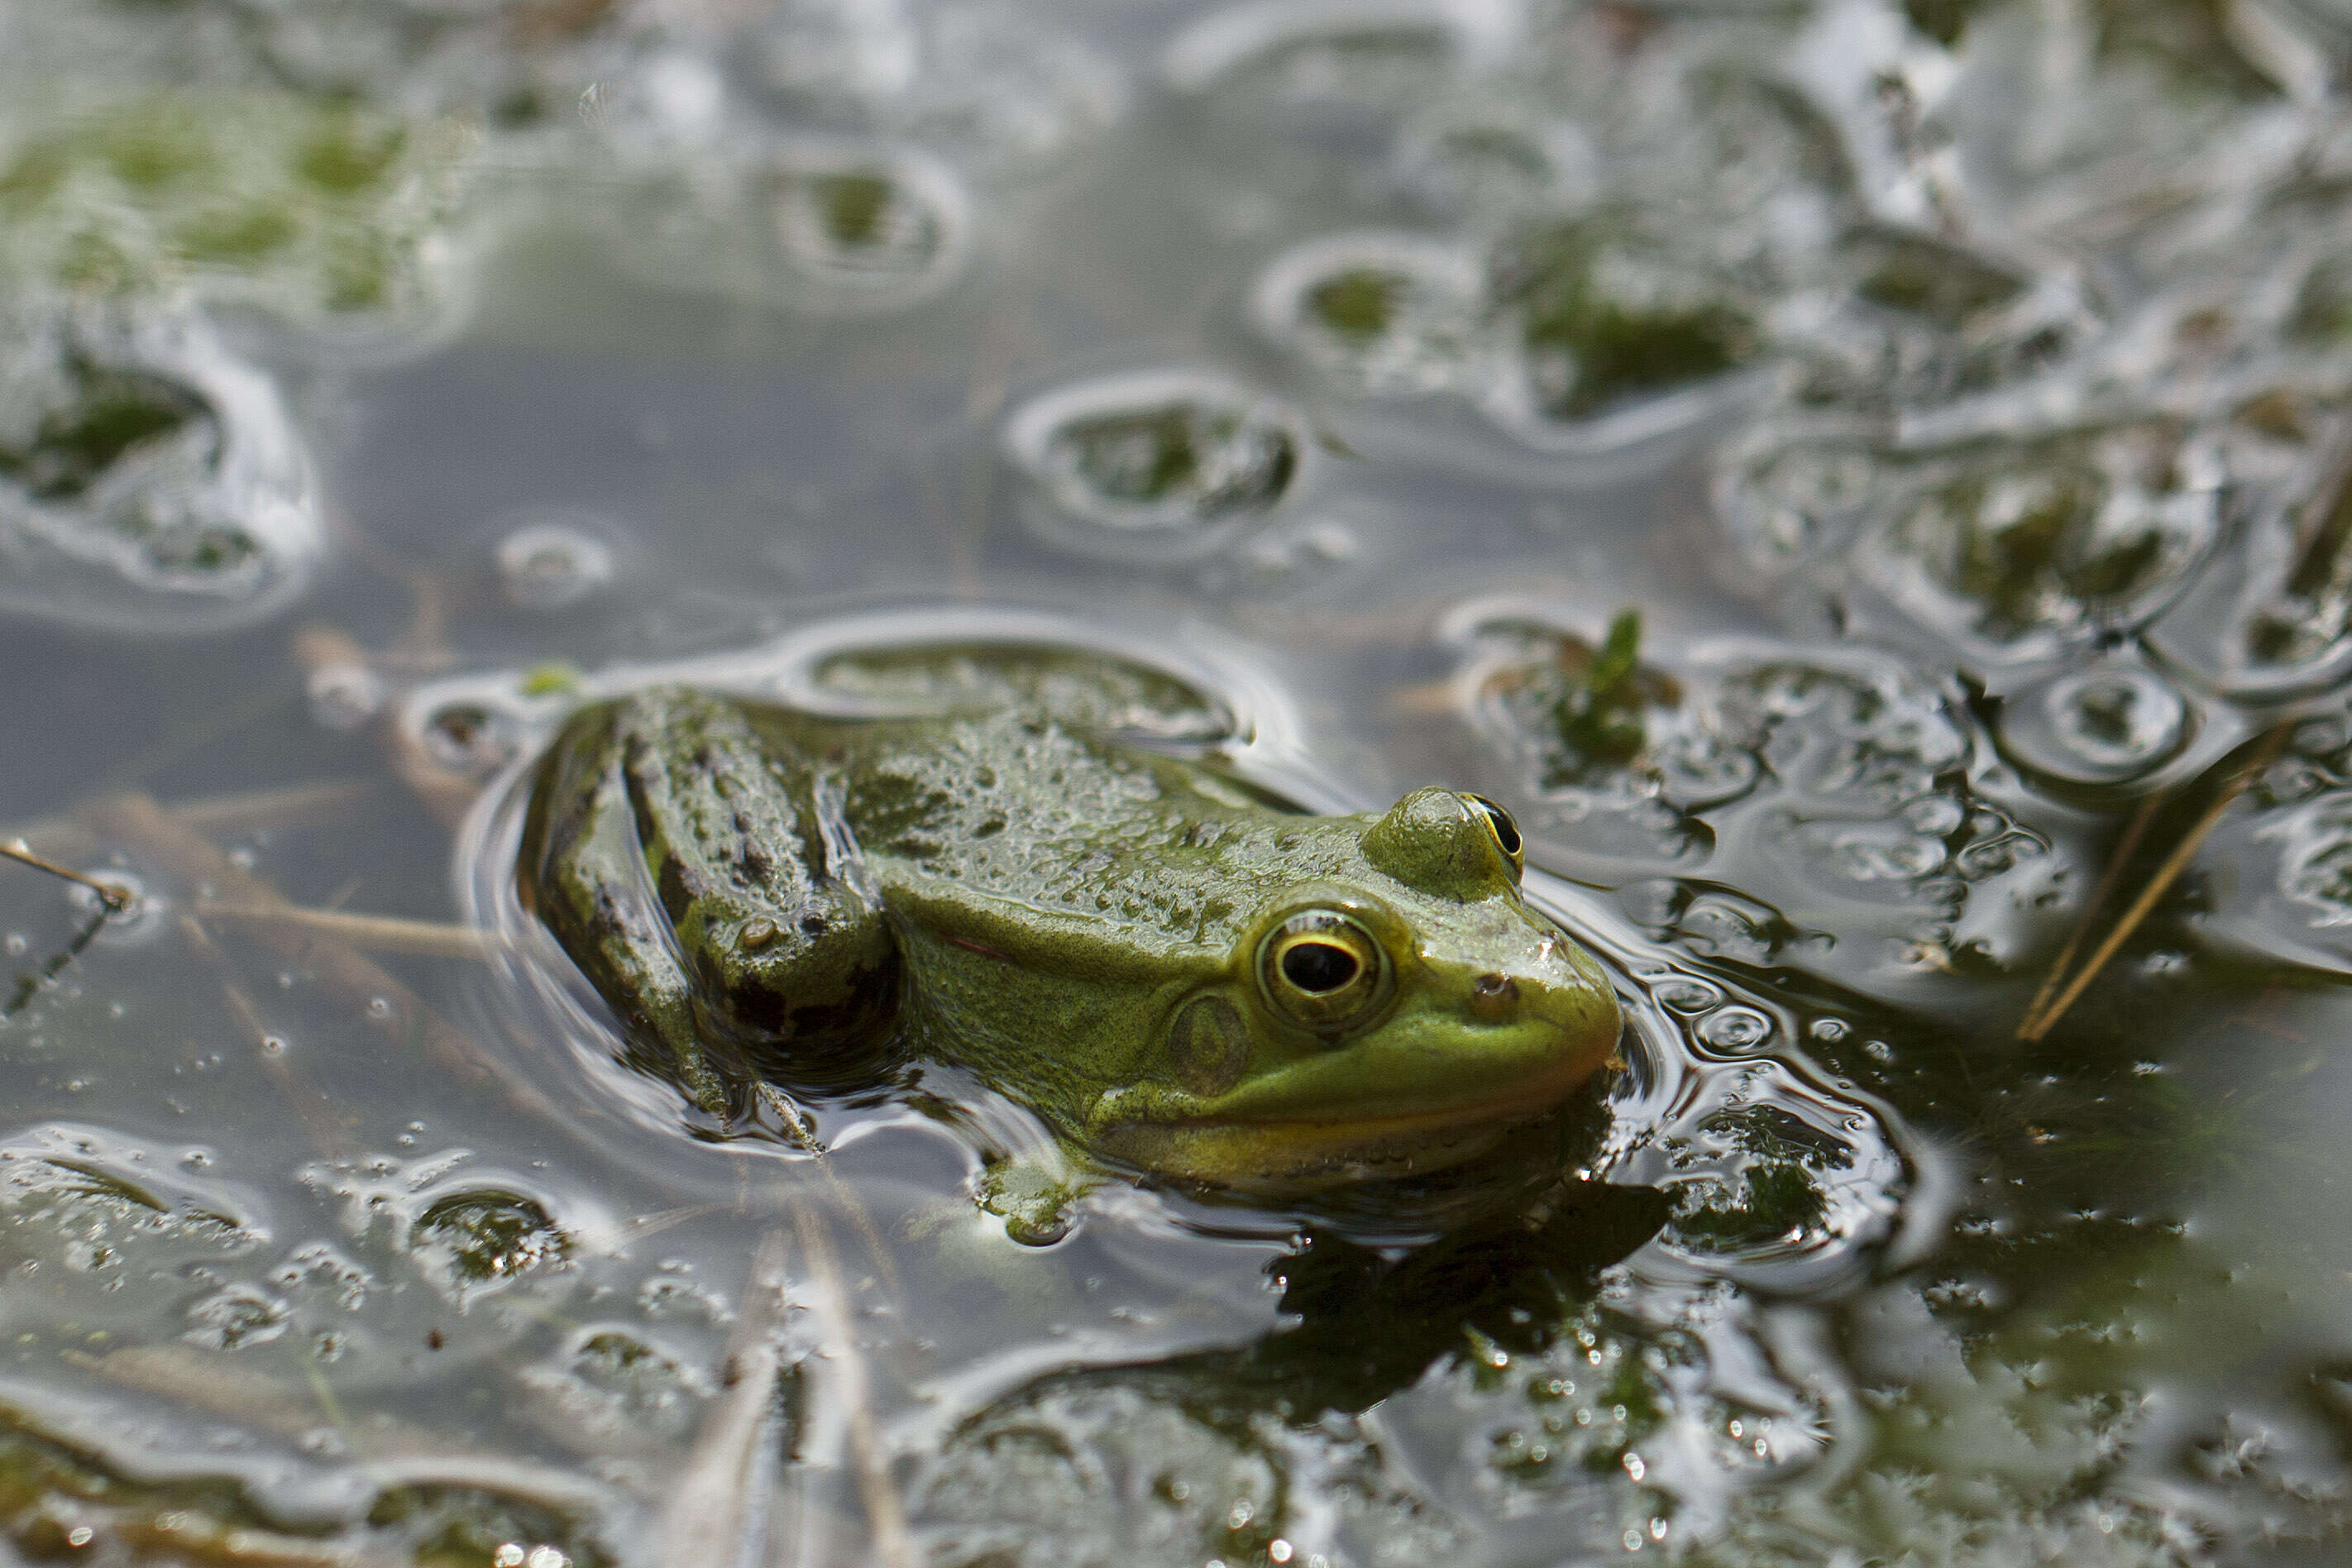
[6,0,2352,1562]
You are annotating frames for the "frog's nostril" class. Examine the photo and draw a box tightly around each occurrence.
[1470,973,1518,1021]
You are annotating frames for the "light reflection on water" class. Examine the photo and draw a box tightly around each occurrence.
[3,0,2352,1562]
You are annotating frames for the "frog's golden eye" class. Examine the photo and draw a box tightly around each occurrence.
[1258,910,1394,1034]
[1460,792,1524,879]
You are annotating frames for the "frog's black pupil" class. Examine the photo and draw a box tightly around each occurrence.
[1467,794,1522,855]
[1282,942,1359,994]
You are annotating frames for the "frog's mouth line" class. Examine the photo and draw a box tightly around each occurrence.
[1098,1049,1610,1186]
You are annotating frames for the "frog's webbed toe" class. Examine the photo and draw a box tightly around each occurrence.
[976,1153,1093,1246]
[519,696,733,1111]
[519,686,898,1107]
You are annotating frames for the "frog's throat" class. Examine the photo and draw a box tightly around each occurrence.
[1088,1046,1611,1188]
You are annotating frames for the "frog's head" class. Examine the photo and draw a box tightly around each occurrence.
[1088,787,1623,1187]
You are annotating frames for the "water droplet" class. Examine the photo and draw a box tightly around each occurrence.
[495,517,616,610]
[1698,1006,1773,1053]
[306,662,385,730]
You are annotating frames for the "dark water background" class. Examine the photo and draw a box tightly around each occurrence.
[7,0,2352,1563]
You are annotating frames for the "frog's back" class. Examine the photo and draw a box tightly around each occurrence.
[744,705,1342,954]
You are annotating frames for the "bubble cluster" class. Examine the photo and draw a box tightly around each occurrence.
[1457,613,2056,992]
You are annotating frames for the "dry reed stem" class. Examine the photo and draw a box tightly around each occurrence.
[2015,788,2167,1040]
[69,1346,605,1512]
[790,1195,915,1568]
[81,792,559,1121]
[177,913,348,1159]
[2,781,375,867]
[658,1229,796,1568]
[2017,727,2290,1043]
[194,901,499,961]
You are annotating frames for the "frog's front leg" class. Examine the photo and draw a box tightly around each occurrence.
[519,686,898,1109]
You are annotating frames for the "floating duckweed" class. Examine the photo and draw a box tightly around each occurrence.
[1863,425,2221,656]
[414,1190,569,1298]
[518,664,582,699]
[0,91,474,332]
[1253,232,1494,395]
[1006,371,1307,561]
[0,299,315,631]
[768,145,969,302]
[1488,222,1759,426]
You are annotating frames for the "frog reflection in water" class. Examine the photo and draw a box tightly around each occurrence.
[517,686,1623,1207]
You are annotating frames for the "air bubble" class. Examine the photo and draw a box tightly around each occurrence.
[1484,222,1760,436]
[413,1189,570,1303]
[420,701,521,776]
[1859,425,2221,659]
[1653,978,1723,1015]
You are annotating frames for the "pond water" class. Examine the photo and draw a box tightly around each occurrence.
[5,0,2352,1563]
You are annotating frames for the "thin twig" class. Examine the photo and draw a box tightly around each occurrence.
[2015,789,2167,1040]
[194,901,499,961]
[2018,727,2291,1043]
[1,838,131,908]
[750,1083,906,1307]
[2,905,109,1019]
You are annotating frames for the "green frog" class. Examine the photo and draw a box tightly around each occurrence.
[516,685,1622,1200]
